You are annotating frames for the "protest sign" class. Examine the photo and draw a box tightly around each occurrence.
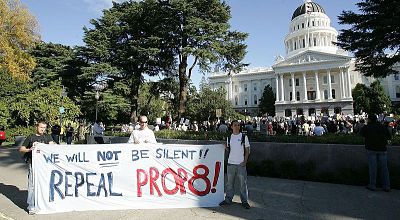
[32,143,224,214]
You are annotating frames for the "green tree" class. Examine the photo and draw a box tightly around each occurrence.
[336,0,400,78]
[82,0,175,122]
[352,83,370,114]
[259,85,276,116]
[29,42,75,87]
[0,100,9,127]
[137,82,168,123]
[352,81,392,115]
[160,0,248,118]
[186,86,237,122]
[10,83,80,126]
[368,80,392,114]
[0,0,40,80]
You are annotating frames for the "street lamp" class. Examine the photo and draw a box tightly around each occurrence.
[95,91,100,121]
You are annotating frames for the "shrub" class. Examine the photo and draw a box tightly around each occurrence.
[5,126,35,142]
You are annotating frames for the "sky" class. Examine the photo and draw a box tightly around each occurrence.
[21,0,359,88]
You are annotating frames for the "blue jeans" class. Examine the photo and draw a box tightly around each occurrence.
[224,164,248,203]
[367,150,390,190]
[27,163,34,210]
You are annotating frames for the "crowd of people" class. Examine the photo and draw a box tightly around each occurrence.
[13,112,399,214]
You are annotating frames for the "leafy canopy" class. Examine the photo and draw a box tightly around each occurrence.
[336,0,400,77]
[0,0,40,80]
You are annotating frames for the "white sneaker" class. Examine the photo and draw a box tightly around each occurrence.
[28,207,36,215]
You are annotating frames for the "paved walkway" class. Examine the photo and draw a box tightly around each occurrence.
[1,146,399,220]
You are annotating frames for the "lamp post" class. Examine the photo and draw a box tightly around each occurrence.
[95,91,100,122]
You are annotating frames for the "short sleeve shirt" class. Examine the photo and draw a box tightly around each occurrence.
[228,133,250,165]
[22,134,53,161]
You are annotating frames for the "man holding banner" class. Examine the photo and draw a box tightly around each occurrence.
[220,120,251,209]
[128,115,157,144]
[19,120,55,215]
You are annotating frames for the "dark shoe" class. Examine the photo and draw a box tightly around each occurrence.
[242,202,251,209]
[365,186,376,191]
[219,200,231,206]
[383,188,391,192]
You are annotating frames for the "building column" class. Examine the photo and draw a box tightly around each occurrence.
[280,74,285,102]
[314,71,320,100]
[291,72,296,102]
[340,67,346,98]
[346,67,352,98]
[327,69,333,99]
[275,76,280,102]
[302,72,308,101]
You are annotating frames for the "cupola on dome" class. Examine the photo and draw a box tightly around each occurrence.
[291,0,325,20]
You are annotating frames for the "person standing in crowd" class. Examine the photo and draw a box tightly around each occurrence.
[313,122,325,136]
[360,114,392,192]
[128,115,157,144]
[18,121,55,215]
[50,124,61,144]
[65,123,74,145]
[93,121,105,144]
[219,120,251,209]
[218,121,228,133]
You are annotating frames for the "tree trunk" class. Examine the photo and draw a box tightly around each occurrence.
[178,57,188,119]
[130,71,142,123]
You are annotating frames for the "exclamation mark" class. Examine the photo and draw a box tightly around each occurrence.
[203,149,209,158]
[211,161,221,193]
[199,149,203,159]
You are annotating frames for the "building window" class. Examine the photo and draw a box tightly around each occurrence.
[307,91,316,100]
[302,39,305,48]
[234,85,238,93]
[244,98,248,106]
[302,23,304,28]
[290,92,293,100]
[296,91,300,101]
[308,108,316,116]
[313,38,317,46]
[295,78,300,86]
[323,76,328,84]
[331,75,335,83]
[332,89,336,99]
[324,90,328,100]
[253,85,257,91]
[235,96,238,105]
[254,95,258,105]
[312,21,315,26]
[321,107,329,116]
[396,86,400,98]
[244,84,247,92]
[285,109,292,117]
[394,74,399,80]
[295,42,297,50]
[289,79,292,87]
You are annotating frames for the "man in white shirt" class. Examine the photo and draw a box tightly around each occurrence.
[128,116,157,144]
[219,120,251,209]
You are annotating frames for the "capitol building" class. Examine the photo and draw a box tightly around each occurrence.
[209,0,400,117]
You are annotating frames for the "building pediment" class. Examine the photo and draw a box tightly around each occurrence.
[273,50,351,68]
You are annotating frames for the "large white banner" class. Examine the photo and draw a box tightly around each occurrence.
[32,143,224,214]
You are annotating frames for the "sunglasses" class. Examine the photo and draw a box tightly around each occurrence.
[140,121,148,124]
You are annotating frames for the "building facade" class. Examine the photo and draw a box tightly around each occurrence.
[209,0,398,117]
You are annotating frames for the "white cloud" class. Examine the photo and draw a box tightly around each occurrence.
[82,0,135,14]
